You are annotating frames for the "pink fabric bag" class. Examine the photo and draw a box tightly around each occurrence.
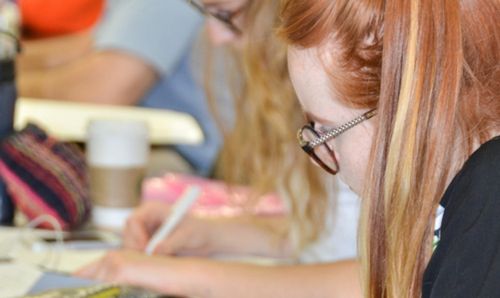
[142,173,285,217]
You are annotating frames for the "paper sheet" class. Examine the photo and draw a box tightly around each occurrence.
[0,227,109,273]
[0,262,43,298]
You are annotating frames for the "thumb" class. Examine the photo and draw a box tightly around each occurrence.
[123,219,149,250]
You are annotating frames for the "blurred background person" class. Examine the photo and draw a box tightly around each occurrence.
[17,0,222,176]
[77,1,362,297]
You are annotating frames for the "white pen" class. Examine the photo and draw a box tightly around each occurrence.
[145,186,202,255]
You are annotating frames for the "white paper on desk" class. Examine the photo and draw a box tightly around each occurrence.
[15,249,106,273]
[0,263,43,298]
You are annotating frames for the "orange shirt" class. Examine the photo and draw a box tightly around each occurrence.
[19,0,104,38]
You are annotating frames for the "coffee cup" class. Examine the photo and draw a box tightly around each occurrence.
[86,119,149,230]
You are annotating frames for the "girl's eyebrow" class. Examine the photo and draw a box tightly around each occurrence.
[304,112,338,129]
[203,3,219,9]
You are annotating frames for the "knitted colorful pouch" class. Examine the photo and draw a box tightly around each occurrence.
[0,124,91,230]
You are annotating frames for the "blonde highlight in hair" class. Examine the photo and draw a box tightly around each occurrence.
[205,1,330,253]
[281,0,500,297]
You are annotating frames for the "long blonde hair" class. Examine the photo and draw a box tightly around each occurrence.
[281,0,500,296]
[205,0,329,252]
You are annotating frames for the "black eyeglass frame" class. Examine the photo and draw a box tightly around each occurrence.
[297,109,377,175]
[185,0,244,35]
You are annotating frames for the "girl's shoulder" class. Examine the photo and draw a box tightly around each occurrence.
[423,136,500,298]
[441,136,500,209]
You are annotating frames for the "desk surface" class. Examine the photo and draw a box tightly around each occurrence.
[15,98,204,145]
[0,226,107,297]
[0,226,110,272]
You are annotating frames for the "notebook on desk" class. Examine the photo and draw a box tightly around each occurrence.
[14,98,204,145]
[0,262,43,298]
[27,274,165,298]
[0,262,165,298]
[0,262,93,297]
[27,270,98,295]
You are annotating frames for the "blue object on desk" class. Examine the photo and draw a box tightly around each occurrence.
[0,180,14,225]
[27,271,165,297]
[28,271,98,294]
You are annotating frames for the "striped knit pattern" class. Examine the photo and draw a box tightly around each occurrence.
[0,124,91,230]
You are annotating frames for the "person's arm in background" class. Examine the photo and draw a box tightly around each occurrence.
[17,30,94,71]
[16,0,103,70]
[17,0,202,105]
[18,49,157,105]
[77,251,361,298]
[124,180,360,261]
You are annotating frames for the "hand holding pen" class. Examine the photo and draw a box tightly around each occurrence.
[144,186,202,255]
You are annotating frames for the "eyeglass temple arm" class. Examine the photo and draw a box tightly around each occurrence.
[185,0,205,15]
[184,0,242,34]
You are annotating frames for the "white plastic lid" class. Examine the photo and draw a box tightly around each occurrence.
[86,119,149,167]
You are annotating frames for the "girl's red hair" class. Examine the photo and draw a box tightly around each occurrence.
[280,0,500,297]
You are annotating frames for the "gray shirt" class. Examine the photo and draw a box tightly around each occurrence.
[93,0,221,175]
[95,0,202,75]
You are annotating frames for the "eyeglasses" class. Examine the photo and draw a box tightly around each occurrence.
[297,109,377,175]
[185,0,245,35]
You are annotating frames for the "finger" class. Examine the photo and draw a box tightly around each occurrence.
[74,259,102,278]
[153,228,187,255]
[124,203,156,233]
[75,251,123,282]
[153,239,177,255]
[145,202,172,232]
[129,201,170,234]
[123,219,149,250]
